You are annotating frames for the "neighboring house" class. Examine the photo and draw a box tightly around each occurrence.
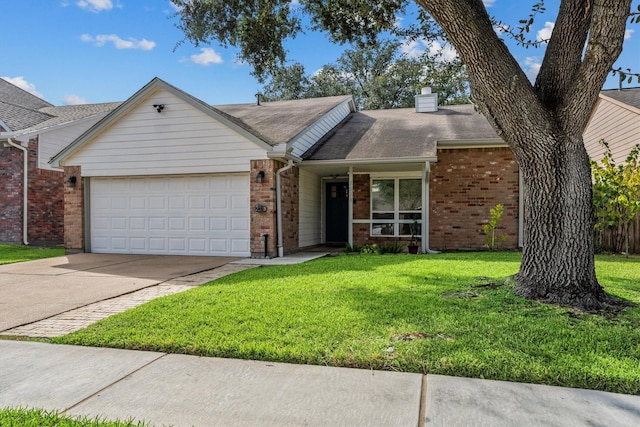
[584,87,640,163]
[51,78,521,257]
[584,87,640,254]
[0,78,120,245]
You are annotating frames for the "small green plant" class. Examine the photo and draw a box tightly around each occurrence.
[360,244,379,254]
[343,243,363,253]
[378,242,405,254]
[482,204,507,250]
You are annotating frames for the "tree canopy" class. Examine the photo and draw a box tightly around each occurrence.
[261,39,470,109]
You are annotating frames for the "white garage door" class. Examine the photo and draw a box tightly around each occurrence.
[90,174,250,256]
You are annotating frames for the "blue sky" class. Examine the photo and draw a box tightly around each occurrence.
[1,0,639,106]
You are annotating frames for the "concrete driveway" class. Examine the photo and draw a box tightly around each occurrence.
[0,254,238,332]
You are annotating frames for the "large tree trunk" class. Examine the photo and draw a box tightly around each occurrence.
[516,133,608,310]
[416,0,632,310]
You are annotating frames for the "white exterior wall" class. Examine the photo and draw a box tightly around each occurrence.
[584,97,640,164]
[298,169,322,248]
[289,101,352,159]
[65,90,268,176]
[38,114,109,170]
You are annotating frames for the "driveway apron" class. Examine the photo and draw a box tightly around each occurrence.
[0,254,238,332]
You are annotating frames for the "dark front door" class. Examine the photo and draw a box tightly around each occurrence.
[325,182,349,244]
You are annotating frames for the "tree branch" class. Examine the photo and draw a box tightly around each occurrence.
[562,0,632,136]
[535,0,592,111]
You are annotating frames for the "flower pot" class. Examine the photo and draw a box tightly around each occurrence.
[408,245,419,254]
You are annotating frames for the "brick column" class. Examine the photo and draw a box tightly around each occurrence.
[250,159,279,257]
[250,159,301,257]
[63,166,84,253]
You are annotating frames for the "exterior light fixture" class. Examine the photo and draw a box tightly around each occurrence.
[67,176,77,188]
[153,104,165,113]
[256,170,265,183]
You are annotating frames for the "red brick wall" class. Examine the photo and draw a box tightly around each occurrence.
[280,165,299,254]
[63,166,84,252]
[0,144,24,243]
[250,159,300,258]
[0,138,64,245]
[429,147,519,250]
[27,138,64,245]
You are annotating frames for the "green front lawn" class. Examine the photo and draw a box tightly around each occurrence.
[0,408,148,426]
[54,252,640,394]
[0,244,64,265]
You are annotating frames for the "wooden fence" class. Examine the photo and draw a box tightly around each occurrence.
[595,215,640,254]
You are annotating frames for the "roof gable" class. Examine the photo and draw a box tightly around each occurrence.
[599,88,640,114]
[50,77,275,167]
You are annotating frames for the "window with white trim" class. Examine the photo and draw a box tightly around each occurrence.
[371,178,422,236]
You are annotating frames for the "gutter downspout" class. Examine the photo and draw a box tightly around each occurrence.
[423,162,439,254]
[6,138,29,245]
[276,160,295,258]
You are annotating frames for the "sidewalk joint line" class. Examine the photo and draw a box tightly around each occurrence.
[418,374,428,427]
[61,352,169,415]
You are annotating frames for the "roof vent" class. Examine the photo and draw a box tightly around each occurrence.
[415,87,438,113]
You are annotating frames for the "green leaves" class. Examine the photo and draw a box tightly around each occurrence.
[591,140,640,256]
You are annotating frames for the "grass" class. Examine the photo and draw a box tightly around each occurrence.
[54,252,640,394]
[0,407,148,426]
[0,244,64,265]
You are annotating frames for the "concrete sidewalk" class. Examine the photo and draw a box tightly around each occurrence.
[1,341,639,427]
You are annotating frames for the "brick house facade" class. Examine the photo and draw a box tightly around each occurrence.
[52,78,521,257]
[0,137,64,245]
[429,147,519,251]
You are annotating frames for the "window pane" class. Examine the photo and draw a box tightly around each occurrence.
[372,223,394,235]
[372,180,394,211]
[399,179,421,210]
[400,222,421,236]
[373,212,394,220]
[400,213,421,221]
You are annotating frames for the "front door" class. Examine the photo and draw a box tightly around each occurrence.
[325,182,349,244]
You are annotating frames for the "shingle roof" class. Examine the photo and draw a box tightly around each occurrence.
[214,96,353,146]
[18,103,122,135]
[303,104,501,161]
[600,87,640,110]
[0,78,120,134]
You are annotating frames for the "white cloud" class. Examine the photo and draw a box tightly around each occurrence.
[190,48,224,65]
[537,21,555,44]
[429,41,458,62]
[63,94,88,105]
[401,38,458,62]
[401,39,425,59]
[625,29,634,41]
[76,0,113,12]
[483,0,496,7]
[81,34,156,50]
[1,76,45,99]
[524,57,542,82]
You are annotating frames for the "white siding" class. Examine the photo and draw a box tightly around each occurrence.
[584,98,640,164]
[289,101,352,158]
[66,90,268,176]
[298,169,321,247]
[90,174,250,256]
[38,114,109,170]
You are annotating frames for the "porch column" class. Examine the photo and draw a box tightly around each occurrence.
[422,162,430,253]
[348,166,353,246]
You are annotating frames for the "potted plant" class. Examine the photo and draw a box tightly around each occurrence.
[408,220,420,254]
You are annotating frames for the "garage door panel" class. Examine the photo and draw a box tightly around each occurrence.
[90,175,250,256]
